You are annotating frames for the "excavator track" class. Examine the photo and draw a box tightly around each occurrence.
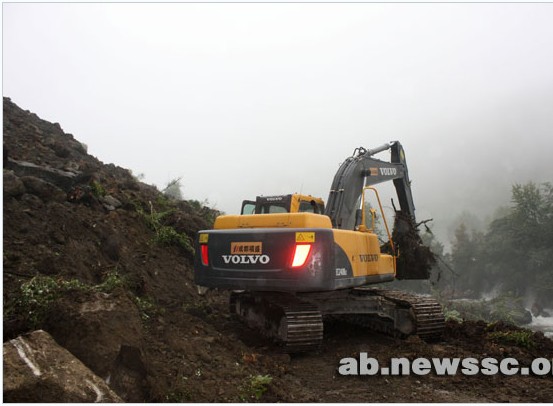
[279,303,324,353]
[230,292,324,353]
[352,288,445,341]
[230,288,444,353]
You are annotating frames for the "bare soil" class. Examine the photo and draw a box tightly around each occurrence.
[3,97,553,402]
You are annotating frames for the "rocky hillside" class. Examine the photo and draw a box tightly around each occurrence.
[3,97,553,402]
[2,97,265,401]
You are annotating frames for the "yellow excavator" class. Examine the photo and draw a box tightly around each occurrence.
[194,141,444,352]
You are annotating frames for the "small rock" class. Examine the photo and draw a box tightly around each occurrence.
[51,142,71,158]
[21,176,66,202]
[50,230,66,245]
[3,170,26,197]
[101,234,123,261]
[63,161,81,173]
[100,195,122,209]
[20,193,44,209]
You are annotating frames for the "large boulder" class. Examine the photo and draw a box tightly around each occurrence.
[3,330,122,402]
[45,289,149,401]
[20,175,67,203]
[46,289,143,377]
[5,158,80,191]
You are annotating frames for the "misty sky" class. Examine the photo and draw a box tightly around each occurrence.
[3,2,553,245]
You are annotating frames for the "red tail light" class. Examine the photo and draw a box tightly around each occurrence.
[200,244,209,266]
[291,244,312,268]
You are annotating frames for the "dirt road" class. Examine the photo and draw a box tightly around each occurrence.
[189,296,553,403]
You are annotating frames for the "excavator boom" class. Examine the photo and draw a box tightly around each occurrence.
[325,141,415,229]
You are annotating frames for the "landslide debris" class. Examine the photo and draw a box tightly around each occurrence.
[2,97,266,402]
[3,97,553,403]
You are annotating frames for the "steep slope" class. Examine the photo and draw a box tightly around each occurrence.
[2,97,272,401]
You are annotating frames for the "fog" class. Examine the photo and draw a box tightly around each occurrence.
[4,3,553,246]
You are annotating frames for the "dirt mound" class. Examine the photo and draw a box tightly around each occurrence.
[3,97,553,402]
[3,97,258,401]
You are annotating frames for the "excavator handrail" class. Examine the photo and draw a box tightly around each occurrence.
[361,186,396,256]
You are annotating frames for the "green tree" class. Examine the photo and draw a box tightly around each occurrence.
[163,178,183,200]
[449,182,553,308]
[450,223,487,297]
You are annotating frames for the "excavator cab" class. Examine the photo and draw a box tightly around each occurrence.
[240,194,325,215]
[240,200,256,215]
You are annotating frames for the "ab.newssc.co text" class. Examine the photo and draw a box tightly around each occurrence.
[338,353,553,376]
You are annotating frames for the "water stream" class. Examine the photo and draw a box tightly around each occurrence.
[527,309,553,338]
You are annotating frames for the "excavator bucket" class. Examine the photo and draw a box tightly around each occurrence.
[387,211,436,280]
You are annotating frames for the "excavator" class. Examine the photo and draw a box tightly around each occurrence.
[194,141,444,352]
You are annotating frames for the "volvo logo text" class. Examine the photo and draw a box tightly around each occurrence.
[222,255,270,265]
[379,167,397,176]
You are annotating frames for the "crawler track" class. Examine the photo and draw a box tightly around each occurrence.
[279,303,324,353]
[355,288,445,341]
[230,292,324,353]
[230,288,445,353]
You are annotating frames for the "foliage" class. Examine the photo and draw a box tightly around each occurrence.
[487,329,535,349]
[442,182,553,311]
[187,199,205,212]
[449,223,485,297]
[96,269,127,292]
[9,270,166,332]
[128,169,146,185]
[445,299,490,323]
[155,225,193,252]
[164,390,192,402]
[132,182,220,255]
[136,200,194,255]
[187,198,220,227]
[15,276,80,328]
[239,374,273,401]
[13,270,126,329]
[90,180,107,198]
[133,295,163,322]
[162,177,183,200]
[488,293,530,325]
[444,292,532,326]
[443,308,463,322]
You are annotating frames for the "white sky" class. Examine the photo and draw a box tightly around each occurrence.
[3,2,553,244]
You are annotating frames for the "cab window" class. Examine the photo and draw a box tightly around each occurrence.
[299,201,315,213]
[260,204,288,214]
[299,200,324,214]
[241,203,256,215]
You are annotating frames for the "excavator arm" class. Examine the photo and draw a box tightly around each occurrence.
[325,141,434,279]
[325,141,414,229]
